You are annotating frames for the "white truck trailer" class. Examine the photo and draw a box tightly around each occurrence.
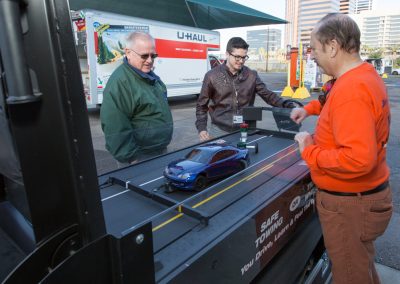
[72,10,220,108]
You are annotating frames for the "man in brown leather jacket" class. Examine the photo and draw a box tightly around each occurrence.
[196,37,296,141]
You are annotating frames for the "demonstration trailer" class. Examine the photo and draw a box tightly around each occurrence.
[72,9,220,108]
[3,129,331,284]
[97,129,330,283]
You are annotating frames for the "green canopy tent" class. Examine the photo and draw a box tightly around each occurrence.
[69,0,286,29]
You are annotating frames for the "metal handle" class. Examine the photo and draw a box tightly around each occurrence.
[0,0,42,104]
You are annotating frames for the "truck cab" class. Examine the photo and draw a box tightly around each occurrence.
[208,54,224,69]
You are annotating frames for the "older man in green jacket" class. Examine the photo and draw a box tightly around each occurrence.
[100,32,173,164]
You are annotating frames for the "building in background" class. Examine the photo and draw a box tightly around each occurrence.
[351,10,400,63]
[340,0,355,14]
[355,0,373,14]
[247,29,282,60]
[283,0,399,70]
[285,0,300,48]
[285,0,340,47]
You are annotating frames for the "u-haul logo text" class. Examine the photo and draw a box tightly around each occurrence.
[177,31,207,42]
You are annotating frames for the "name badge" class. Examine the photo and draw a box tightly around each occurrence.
[233,115,243,124]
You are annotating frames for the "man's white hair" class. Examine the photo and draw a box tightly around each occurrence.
[125,32,155,49]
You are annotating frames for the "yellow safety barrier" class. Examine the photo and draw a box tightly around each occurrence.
[293,42,310,99]
[281,61,294,97]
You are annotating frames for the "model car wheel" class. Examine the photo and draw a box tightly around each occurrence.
[194,175,207,191]
[393,71,399,75]
[254,142,259,154]
[240,160,248,170]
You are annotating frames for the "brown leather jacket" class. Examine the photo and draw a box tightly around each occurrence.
[196,63,286,132]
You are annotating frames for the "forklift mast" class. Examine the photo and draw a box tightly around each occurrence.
[0,0,154,282]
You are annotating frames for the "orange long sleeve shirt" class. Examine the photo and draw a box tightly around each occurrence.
[302,62,390,192]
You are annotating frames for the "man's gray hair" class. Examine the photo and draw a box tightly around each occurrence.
[125,32,155,49]
[314,13,361,53]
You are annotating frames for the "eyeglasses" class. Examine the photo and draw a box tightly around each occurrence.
[229,53,249,62]
[128,48,158,60]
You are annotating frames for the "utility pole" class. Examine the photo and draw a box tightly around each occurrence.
[266,27,270,72]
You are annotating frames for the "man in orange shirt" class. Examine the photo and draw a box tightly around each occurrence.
[291,14,392,283]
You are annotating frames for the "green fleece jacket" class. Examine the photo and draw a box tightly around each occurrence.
[100,62,173,163]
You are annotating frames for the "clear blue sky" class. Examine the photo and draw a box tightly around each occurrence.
[213,0,400,53]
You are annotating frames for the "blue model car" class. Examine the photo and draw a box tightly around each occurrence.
[163,143,249,191]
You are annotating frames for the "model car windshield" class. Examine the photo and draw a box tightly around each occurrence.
[185,148,213,163]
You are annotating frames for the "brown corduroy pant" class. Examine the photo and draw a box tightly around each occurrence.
[316,186,392,284]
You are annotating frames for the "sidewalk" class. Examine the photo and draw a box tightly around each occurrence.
[376,263,400,284]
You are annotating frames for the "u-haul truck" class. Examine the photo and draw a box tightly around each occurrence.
[72,10,221,108]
